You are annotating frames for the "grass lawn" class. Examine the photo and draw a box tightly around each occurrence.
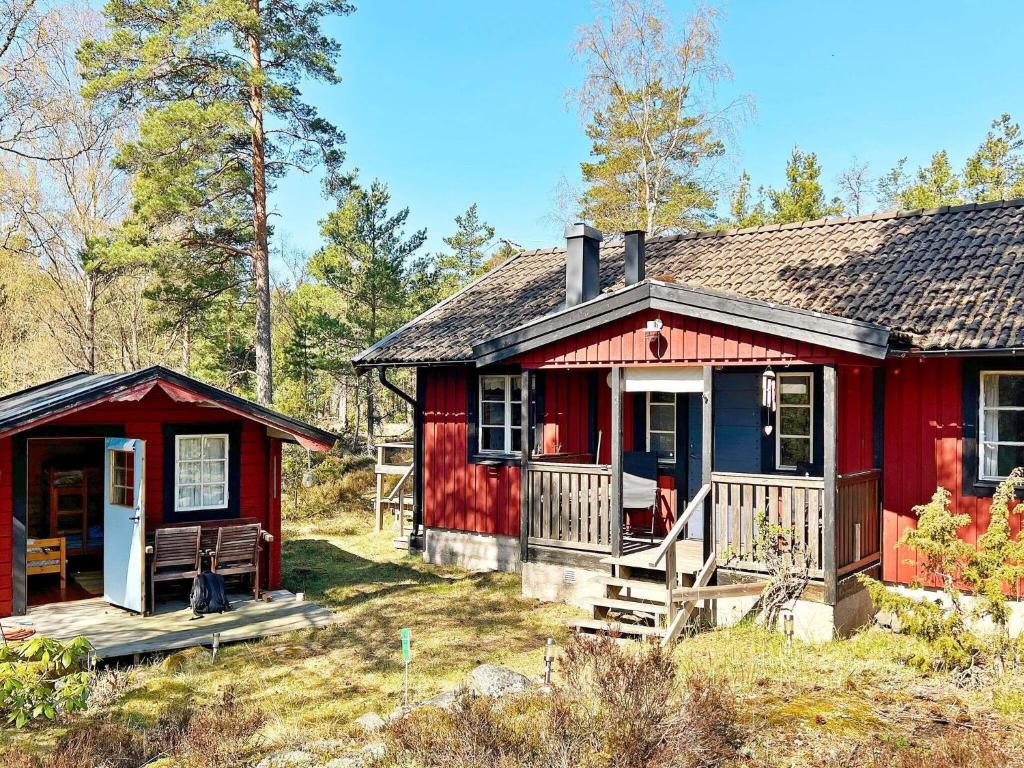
[2,506,1024,766]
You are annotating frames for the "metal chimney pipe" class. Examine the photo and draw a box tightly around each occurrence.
[564,223,602,307]
[624,230,646,285]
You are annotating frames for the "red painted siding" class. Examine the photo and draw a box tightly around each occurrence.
[882,357,997,586]
[515,309,862,369]
[540,371,591,457]
[0,387,281,615]
[837,364,876,474]
[0,438,12,615]
[422,367,520,537]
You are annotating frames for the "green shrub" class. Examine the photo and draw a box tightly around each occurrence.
[0,636,92,728]
[860,469,1024,673]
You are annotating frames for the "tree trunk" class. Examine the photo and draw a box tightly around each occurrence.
[248,0,273,405]
[365,375,375,456]
[84,273,96,373]
[182,317,192,373]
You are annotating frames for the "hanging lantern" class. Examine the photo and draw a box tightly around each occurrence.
[762,367,777,436]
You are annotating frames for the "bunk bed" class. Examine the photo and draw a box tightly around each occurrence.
[48,468,102,556]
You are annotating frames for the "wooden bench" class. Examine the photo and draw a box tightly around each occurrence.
[147,526,201,615]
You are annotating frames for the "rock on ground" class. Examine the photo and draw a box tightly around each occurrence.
[354,712,386,732]
[468,664,534,698]
[255,750,315,768]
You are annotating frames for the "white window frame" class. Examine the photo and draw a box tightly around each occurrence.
[776,372,814,471]
[646,391,676,464]
[174,433,229,512]
[478,375,521,455]
[979,371,1024,481]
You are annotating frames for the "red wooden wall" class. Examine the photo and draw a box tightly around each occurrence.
[0,438,12,615]
[0,387,284,615]
[837,364,876,474]
[422,367,521,537]
[539,371,591,457]
[881,356,1001,586]
[515,309,857,368]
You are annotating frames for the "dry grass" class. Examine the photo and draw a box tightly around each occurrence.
[2,496,1024,767]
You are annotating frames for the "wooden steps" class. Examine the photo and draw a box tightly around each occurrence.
[589,596,669,616]
[567,618,666,639]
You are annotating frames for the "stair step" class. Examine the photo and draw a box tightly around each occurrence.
[568,619,666,638]
[599,575,664,589]
[590,597,668,616]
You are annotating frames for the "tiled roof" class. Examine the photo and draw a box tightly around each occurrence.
[355,200,1024,365]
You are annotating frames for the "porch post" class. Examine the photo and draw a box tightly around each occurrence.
[519,369,532,565]
[701,365,713,564]
[823,364,838,605]
[610,366,624,558]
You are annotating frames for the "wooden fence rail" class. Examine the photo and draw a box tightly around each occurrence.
[711,472,826,577]
[836,469,882,576]
[526,462,613,552]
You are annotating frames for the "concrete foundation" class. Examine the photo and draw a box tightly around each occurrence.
[883,584,1024,638]
[422,528,520,573]
[716,573,878,643]
[521,561,606,609]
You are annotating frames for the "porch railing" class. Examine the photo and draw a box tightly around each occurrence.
[711,472,826,578]
[836,469,882,576]
[526,462,613,552]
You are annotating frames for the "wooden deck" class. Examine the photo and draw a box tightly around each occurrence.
[18,590,338,660]
[602,538,705,573]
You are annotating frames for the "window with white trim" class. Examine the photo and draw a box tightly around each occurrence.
[479,375,522,454]
[776,373,813,470]
[175,434,228,511]
[980,371,1024,480]
[646,391,676,462]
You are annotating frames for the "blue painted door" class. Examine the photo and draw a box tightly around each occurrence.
[685,393,704,540]
[103,438,146,613]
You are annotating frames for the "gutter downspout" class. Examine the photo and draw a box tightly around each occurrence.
[377,367,423,545]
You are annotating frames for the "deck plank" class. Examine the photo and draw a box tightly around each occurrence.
[20,590,337,659]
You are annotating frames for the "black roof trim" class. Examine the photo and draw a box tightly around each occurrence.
[472,280,890,366]
[0,366,337,447]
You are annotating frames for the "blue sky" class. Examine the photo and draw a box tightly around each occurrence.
[271,0,1024,264]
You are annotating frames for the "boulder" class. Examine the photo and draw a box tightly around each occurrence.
[354,712,386,732]
[255,750,315,768]
[323,742,385,768]
[468,664,533,698]
[422,687,462,710]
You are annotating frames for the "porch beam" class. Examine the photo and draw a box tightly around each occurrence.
[701,365,713,564]
[519,369,532,565]
[822,364,839,605]
[610,366,624,558]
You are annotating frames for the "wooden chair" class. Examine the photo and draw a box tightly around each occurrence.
[148,526,201,614]
[623,450,659,545]
[211,523,263,599]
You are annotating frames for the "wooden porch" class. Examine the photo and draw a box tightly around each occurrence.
[19,589,337,660]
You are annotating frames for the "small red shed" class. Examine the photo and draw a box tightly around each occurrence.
[0,366,336,617]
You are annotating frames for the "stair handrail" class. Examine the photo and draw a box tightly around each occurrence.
[385,463,414,502]
[648,483,710,568]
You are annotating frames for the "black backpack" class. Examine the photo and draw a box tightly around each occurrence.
[190,571,230,615]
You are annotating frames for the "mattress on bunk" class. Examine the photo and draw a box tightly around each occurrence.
[64,525,103,551]
[51,470,86,487]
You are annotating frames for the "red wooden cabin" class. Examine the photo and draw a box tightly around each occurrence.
[356,204,1024,640]
[0,367,335,617]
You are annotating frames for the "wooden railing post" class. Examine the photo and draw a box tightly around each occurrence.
[664,543,677,628]
[520,369,532,565]
[701,366,713,563]
[823,364,838,606]
[610,366,624,559]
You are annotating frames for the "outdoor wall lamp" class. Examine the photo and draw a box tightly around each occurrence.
[644,317,666,358]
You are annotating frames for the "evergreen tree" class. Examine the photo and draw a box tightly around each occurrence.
[878,151,962,210]
[79,0,353,404]
[434,203,495,296]
[310,178,427,443]
[962,113,1024,202]
[726,171,767,228]
[767,148,844,224]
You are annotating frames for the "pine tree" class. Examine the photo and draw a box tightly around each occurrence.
[767,148,844,224]
[726,171,767,228]
[434,203,495,296]
[878,152,962,210]
[962,113,1024,202]
[79,0,352,404]
[310,179,427,444]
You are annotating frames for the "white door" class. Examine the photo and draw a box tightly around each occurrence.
[103,438,146,613]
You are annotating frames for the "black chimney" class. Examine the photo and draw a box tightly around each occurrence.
[624,230,646,285]
[564,223,602,307]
